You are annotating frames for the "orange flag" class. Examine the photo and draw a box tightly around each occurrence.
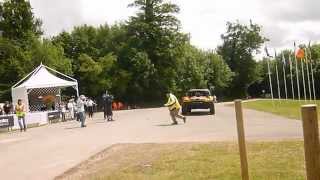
[296,48,305,59]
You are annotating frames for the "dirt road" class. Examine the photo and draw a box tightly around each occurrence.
[0,104,303,180]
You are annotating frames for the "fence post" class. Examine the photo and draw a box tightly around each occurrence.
[301,104,320,180]
[235,100,249,180]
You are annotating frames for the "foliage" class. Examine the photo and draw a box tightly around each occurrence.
[0,0,42,45]
[5,0,316,105]
[218,21,267,98]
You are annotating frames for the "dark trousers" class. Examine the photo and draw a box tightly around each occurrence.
[61,112,66,121]
[88,106,94,118]
[18,116,26,131]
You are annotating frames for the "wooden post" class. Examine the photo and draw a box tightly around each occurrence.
[235,100,249,180]
[301,104,320,180]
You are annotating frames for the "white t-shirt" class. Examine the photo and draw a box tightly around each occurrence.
[86,100,94,107]
[67,102,73,110]
[77,99,85,112]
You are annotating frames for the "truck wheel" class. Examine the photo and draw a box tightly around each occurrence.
[209,104,215,115]
[182,105,187,115]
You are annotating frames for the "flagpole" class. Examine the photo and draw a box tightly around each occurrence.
[308,44,316,100]
[282,54,288,99]
[294,42,301,101]
[301,58,307,101]
[274,50,281,100]
[267,59,274,100]
[305,48,312,101]
[289,55,295,99]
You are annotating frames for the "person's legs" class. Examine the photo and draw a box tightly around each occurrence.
[18,117,23,132]
[81,112,86,127]
[22,116,26,131]
[169,110,178,124]
[174,109,186,123]
[90,107,94,118]
[70,110,74,120]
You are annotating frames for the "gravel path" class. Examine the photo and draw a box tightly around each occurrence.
[0,104,303,180]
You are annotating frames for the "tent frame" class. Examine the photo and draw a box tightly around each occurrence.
[11,64,79,112]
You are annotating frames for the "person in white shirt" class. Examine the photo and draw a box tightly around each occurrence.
[77,95,86,128]
[60,102,67,121]
[67,99,75,120]
[86,98,96,119]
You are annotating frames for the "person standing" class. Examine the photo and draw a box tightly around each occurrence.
[67,99,75,120]
[164,92,186,125]
[3,101,12,115]
[60,102,66,122]
[103,91,114,121]
[86,98,96,119]
[73,100,79,122]
[0,105,3,115]
[15,99,26,132]
[77,95,86,127]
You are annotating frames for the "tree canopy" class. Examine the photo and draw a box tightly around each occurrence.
[3,0,320,105]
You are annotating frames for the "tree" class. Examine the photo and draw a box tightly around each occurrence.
[0,0,42,45]
[127,0,189,100]
[177,45,207,93]
[28,39,72,74]
[217,21,267,97]
[204,52,234,97]
[0,37,28,100]
[76,53,116,98]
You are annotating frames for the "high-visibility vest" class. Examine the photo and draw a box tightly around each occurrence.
[164,93,181,111]
[16,104,25,117]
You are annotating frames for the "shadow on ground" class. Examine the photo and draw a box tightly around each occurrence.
[184,111,214,116]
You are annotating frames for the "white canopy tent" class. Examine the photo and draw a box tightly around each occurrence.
[11,64,79,112]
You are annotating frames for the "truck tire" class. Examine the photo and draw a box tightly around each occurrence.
[209,103,215,115]
[182,105,187,115]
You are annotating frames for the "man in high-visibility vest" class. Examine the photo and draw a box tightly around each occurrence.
[164,92,186,125]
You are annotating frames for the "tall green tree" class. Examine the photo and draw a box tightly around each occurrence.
[0,0,42,45]
[127,0,189,100]
[217,21,267,97]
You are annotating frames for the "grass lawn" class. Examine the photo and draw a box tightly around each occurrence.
[57,141,306,180]
[243,99,320,120]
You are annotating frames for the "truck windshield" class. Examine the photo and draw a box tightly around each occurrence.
[188,91,210,97]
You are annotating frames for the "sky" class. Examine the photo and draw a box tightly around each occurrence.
[29,0,320,53]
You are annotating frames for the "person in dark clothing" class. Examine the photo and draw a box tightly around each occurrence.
[103,91,114,121]
[3,101,12,115]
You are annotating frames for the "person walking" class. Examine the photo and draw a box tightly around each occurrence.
[164,92,186,125]
[15,99,27,132]
[103,91,114,121]
[86,98,96,119]
[77,95,86,128]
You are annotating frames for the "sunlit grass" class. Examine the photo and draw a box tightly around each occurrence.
[60,141,306,180]
[243,99,319,120]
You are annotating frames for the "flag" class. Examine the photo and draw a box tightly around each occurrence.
[296,48,305,59]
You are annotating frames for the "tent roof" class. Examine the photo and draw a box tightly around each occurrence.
[13,64,77,89]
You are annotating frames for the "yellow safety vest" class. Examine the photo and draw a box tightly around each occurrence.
[16,104,25,117]
[164,93,181,111]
